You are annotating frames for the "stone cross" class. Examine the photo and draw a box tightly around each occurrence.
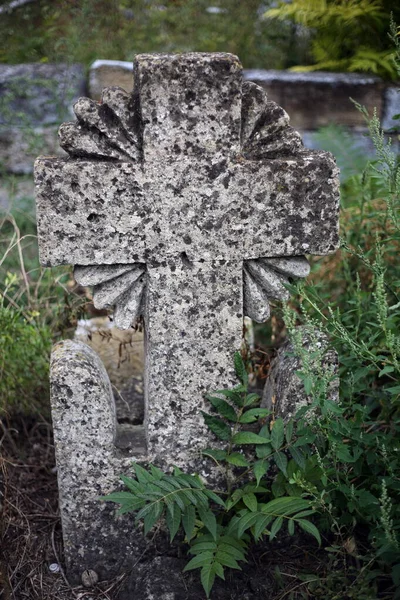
[35,53,339,472]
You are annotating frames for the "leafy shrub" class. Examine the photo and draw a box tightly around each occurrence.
[273,26,400,597]
[0,199,85,415]
[0,302,51,415]
[266,1,400,79]
[103,352,321,598]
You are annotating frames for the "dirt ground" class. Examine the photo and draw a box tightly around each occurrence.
[1,415,361,600]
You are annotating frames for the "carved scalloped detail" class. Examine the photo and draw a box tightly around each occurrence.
[74,263,146,329]
[243,256,310,323]
[59,86,141,161]
[241,81,303,159]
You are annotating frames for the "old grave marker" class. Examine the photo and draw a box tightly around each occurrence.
[35,52,339,579]
[35,52,339,469]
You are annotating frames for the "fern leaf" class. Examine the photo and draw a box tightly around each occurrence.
[183,551,215,571]
[200,563,216,599]
[182,505,196,541]
[143,502,164,534]
[198,506,217,540]
[166,503,181,542]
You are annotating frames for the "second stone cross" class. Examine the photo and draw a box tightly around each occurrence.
[35,53,339,471]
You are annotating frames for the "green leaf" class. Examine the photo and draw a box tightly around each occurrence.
[271,419,285,450]
[225,488,244,510]
[131,463,153,484]
[294,434,316,447]
[182,505,196,541]
[336,445,355,463]
[269,516,283,541]
[253,514,273,540]
[166,503,181,542]
[202,448,227,462]
[232,432,271,445]
[274,451,288,475]
[143,502,164,534]
[119,475,141,493]
[303,376,313,395]
[237,512,259,538]
[213,561,225,580]
[243,393,261,407]
[215,550,241,569]
[198,507,217,540]
[254,459,268,486]
[289,446,306,470]
[218,542,246,562]
[189,541,217,554]
[261,497,311,517]
[242,492,258,512]
[297,519,321,545]
[288,519,295,535]
[239,408,270,423]
[226,452,249,467]
[234,351,248,386]
[149,464,164,480]
[285,420,294,444]
[204,490,226,508]
[201,412,232,441]
[256,443,272,459]
[100,491,135,503]
[183,551,214,571]
[215,388,244,407]
[206,396,237,421]
[201,563,216,598]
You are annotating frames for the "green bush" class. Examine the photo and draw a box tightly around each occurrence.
[0,302,51,415]
[0,198,85,415]
[266,1,400,79]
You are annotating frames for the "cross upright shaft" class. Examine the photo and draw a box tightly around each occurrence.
[35,53,339,470]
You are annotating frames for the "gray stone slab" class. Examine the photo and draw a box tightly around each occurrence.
[50,340,146,583]
[382,86,400,131]
[262,326,339,420]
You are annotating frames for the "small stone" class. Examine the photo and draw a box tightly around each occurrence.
[81,569,99,587]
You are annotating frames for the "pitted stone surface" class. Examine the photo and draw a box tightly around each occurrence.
[50,340,146,582]
[145,258,242,468]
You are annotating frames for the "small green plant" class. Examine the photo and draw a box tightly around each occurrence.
[103,352,321,598]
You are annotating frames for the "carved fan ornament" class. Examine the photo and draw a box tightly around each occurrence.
[66,83,310,328]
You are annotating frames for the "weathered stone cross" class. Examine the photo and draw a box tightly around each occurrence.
[35,53,339,471]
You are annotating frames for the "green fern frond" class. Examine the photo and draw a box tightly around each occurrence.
[184,533,248,598]
[266,0,385,27]
[101,463,225,540]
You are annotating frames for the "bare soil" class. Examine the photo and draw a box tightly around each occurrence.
[1,415,342,600]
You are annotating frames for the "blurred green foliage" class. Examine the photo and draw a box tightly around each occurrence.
[0,0,308,70]
[267,0,400,80]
